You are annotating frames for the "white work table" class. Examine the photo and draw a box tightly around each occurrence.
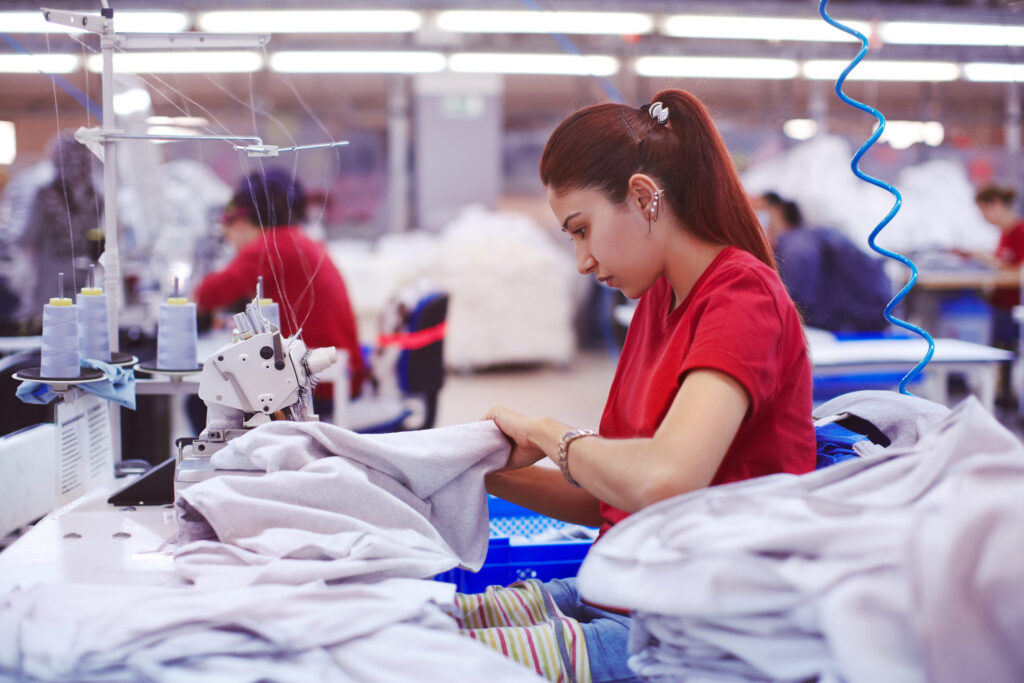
[0,483,181,593]
[809,335,1013,410]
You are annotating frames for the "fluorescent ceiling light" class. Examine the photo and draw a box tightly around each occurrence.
[270,51,445,73]
[0,54,79,73]
[146,115,210,127]
[881,21,1024,47]
[803,60,960,82]
[2,11,189,33]
[635,56,799,79]
[197,10,421,33]
[449,53,619,76]
[964,62,1024,82]
[0,122,15,165]
[662,15,868,43]
[437,10,653,35]
[876,120,944,149]
[783,119,818,140]
[87,51,263,74]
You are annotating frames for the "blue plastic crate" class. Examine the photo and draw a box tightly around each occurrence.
[435,496,595,593]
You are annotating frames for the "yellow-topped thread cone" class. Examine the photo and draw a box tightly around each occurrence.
[48,298,73,306]
[260,298,274,304]
[166,297,189,305]
[79,287,103,296]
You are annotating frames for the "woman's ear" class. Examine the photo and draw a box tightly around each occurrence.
[627,173,662,215]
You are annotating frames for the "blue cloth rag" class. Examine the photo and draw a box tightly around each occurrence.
[16,358,136,410]
[814,421,869,469]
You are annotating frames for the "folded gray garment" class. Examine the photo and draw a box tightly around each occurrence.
[0,579,544,683]
[813,389,950,448]
[580,397,1024,683]
[175,420,510,587]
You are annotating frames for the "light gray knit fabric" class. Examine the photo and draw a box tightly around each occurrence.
[813,389,950,448]
[579,397,1024,683]
[0,579,545,682]
[175,420,510,587]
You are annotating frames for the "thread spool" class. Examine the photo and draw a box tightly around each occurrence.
[156,296,199,370]
[259,298,280,329]
[41,297,80,378]
[77,285,111,362]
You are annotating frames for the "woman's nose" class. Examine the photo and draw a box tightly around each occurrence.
[577,252,597,275]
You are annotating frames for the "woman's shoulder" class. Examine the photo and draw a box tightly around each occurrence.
[703,247,783,296]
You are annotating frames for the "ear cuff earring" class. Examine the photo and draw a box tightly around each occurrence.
[648,190,665,223]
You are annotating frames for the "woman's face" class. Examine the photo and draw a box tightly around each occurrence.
[547,185,663,299]
[977,200,1014,229]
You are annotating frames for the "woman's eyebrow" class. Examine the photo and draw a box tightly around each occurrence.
[560,211,581,231]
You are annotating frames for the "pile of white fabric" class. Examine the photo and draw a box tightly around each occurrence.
[742,134,999,255]
[176,420,508,587]
[0,579,542,682]
[329,205,577,371]
[579,396,1024,683]
[1,420,548,682]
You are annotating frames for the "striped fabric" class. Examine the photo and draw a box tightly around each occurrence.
[453,580,591,683]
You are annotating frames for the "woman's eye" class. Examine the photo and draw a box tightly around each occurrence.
[570,227,586,240]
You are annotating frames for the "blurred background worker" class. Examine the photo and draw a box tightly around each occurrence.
[17,131,102,328]
[974,183,1024,350]
[194,168,366,412]
[759,191,891,333]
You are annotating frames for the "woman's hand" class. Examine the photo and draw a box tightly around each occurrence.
[484,406,562,471]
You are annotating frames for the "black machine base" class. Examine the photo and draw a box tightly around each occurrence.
[107,457,175,506]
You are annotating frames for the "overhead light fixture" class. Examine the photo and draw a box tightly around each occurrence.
[876,120,944,149]
[2,11,189,33]
[783,119,819,140]
[635,56,799,79]
[803,60,960,82]
[661,15,868,43]
[0,121,15,165]
[86,51,263,74]
[0,54,79,74]
[197,10,421,33]
[270,51,445,73]
[436,10,653,35]
[449,53,619,76]
[881,21,1024,47]
[963,62,1024,82]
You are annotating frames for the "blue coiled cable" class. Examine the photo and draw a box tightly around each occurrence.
[818,0,935,394]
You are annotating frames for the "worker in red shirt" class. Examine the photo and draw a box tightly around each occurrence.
[975,183,1024,349]
[193,169,365,412]
[472,90,816,682]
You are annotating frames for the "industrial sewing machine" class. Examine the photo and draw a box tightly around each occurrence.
[172,297,337,495]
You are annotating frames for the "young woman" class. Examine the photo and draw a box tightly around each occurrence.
[469,90,817,682]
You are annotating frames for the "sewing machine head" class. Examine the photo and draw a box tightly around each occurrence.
[174,298,336,494]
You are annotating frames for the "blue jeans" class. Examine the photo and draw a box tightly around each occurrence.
[545,577,643,683]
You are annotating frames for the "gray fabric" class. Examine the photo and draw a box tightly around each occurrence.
[813,389,950,448]
[175,420,509,587]
[579,397,1024,683]
[0,579,544,682]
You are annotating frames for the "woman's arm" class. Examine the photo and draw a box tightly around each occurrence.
[485,466,604,527]
[487,367,749,514]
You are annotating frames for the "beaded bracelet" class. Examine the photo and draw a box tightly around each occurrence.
[557,428,597,488]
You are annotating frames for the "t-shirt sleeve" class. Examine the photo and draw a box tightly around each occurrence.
[193,246,262,311]
[677,271,784,414]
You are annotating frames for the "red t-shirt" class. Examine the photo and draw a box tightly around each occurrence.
[598,247,816,532]
[992,219,1024,308]
[194,226,365,398]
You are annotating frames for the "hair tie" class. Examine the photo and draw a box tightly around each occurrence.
[646,101,669,125]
